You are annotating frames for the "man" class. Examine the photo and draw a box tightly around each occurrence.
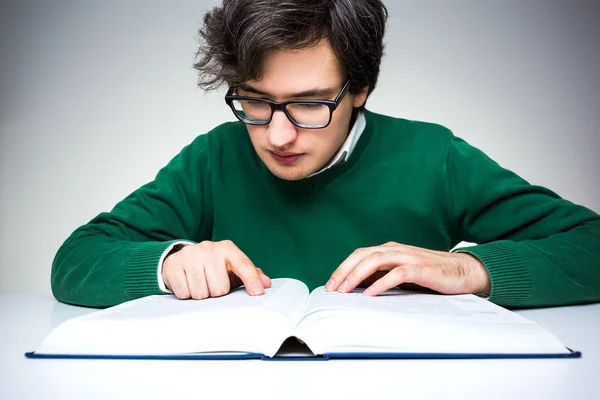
[51,0,600,308]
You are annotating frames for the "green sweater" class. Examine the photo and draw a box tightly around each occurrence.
[51,110,600,308]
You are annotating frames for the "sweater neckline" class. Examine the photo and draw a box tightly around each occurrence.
[292,110,375,194]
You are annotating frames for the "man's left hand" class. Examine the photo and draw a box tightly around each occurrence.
[325,242,491,297]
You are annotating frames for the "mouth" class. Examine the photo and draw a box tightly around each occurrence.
[268,151,304,164]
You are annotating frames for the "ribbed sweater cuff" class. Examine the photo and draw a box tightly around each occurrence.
[453,240,531,306]
[125,240,188,297]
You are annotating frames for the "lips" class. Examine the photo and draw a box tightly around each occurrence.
[269,151,304,164]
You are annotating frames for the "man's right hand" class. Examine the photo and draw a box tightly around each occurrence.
[162,240,271,299]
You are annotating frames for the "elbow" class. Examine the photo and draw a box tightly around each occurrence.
[50,233,95,306]
[50,241,75,305]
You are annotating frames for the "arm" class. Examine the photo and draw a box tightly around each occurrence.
[446,134,600,307]
[327,129,599,308]
[51,136,214,308]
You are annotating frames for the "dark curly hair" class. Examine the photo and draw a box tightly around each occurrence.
[193,0,388,103]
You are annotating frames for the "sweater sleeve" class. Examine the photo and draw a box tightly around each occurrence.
[445,134,600,307]
[51,135,214,308]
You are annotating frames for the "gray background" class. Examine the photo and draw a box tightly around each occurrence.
[1,0,598,295]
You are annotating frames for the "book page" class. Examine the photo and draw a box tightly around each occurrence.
[84,278,308,322]
[301,286,530,324]
[295,287,569,356]
[36,278,308,358]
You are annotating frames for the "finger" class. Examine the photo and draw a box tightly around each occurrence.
[166,265,191,300]
[257,268,272,288]
[338,250,404,293]
[220,241,264,296]
[204,255,231,298]
[364,265,420,296]
[356,270,388,288]
[326,247,376,291]
[184,263,210,300]
[228,270,243,289]
[228,268,271,290]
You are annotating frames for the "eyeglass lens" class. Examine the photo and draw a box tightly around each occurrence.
[231,100,331,126]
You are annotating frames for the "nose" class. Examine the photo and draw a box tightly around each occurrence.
[266,110,298,149]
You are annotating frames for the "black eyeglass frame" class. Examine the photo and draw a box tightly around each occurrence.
[224,80,351,129]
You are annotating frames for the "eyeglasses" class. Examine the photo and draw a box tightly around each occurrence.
[225,80,350,129]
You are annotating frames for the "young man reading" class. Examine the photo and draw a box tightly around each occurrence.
[51,0,600,308]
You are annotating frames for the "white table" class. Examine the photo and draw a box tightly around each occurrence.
[1,294,599,400]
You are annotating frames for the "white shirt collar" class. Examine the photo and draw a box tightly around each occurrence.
[309,111,366,177]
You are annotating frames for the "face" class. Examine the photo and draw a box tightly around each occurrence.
[240,40,368,180]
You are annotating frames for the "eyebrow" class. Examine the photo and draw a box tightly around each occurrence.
[238,83,337,99]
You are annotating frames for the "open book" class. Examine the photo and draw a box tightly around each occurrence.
[27,278,579,360]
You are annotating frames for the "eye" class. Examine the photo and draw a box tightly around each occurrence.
[297,103,322,110]
[241,99,269,108]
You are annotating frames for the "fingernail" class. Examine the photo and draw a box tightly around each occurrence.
[339,281,349,292]
[363,288,373,296]
[325,279,335,291]
[250,284,263,295]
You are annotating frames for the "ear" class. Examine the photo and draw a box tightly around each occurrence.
[352,86,369,108]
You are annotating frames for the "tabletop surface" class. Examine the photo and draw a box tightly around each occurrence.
[1,294,599,400]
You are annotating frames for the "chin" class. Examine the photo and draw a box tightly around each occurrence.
[261,159,313,181]
[268,166,311,181]
[258,151,320,181]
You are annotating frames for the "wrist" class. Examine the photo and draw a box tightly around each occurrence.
[457,252,491,296]
[160,243,191,293]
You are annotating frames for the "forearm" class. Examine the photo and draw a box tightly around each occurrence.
[445,132,600,307]
[456,219,600,307]
[51,135,214,307]
[51,230,186,308]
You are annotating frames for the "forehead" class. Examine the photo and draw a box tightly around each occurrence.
[248,39,344,97]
